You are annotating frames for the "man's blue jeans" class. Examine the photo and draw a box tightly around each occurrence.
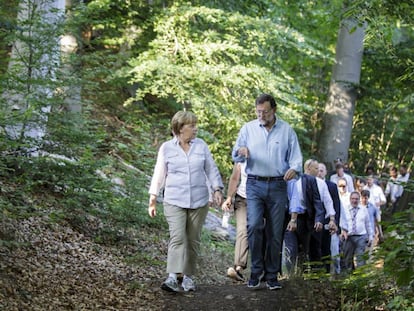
[246,178,287,281]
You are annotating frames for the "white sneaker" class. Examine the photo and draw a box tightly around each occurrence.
[161,276,179,292]
[181,276,196,292]
[227,267,245,281]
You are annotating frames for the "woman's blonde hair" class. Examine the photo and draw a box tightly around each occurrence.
[171,111,197,136]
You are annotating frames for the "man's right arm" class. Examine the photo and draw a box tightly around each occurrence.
[232,126,248,163]
[310,177,324,231]
[222,164,241,211]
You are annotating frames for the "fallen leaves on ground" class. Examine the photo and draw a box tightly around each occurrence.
[0,215,340,311]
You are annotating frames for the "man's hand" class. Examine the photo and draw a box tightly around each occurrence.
[287,219,297,231]
[214,191,224,207]
[284,168,297,181]
[314,222,323,232]
[328,220,338,234]
[237,147,249,159]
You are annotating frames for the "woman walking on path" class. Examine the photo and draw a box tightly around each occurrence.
[148,111,224,292]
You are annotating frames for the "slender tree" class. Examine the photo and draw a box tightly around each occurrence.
[318,3,366,170]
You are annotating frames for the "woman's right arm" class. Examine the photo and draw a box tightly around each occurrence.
[148,143,167,217]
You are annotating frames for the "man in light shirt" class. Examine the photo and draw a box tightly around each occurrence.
[387,164,410,214]
[384,166,402,213]
[394,164,412,212]
[364,175,386,209]
[364,175,386,244]
[338,178,351,209]
[360,190,380,260]
[330,163,355,193]
[340,192,373,272]
[232,93,302,290]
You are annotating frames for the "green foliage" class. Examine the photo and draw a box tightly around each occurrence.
[0,146,166,238]
[339,268,392,310]
[387,295,414,311]
[0,0,68,147]
[1,1,414,308]
[381,208,414,288]
[0,0,168,246]
[118,3,334,173]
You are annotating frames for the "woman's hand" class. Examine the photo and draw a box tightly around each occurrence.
[148,194,157,218]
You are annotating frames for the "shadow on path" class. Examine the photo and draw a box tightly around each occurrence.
[157,279,340,311]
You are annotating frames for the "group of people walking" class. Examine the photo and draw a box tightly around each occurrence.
[147,93,410,293]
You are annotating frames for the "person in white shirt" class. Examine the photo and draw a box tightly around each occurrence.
[384,166,402,213]
[337,178,351,208]
[395,164,410,211]
[341,191,373,272]
[222,161,248,282]
[318,162,346,275]
[330,163,355,193]
[363,175,386,244]
[355,177,367,194]
[364,175,387,209]
[398,164,410,183]
[360,190,380,260]
[392,164,412,212]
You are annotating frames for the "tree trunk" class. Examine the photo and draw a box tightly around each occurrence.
[318,15,366,171]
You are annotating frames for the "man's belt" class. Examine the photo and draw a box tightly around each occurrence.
[247,175,284,182]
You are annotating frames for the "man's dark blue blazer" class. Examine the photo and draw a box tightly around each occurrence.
[301,173,324,228]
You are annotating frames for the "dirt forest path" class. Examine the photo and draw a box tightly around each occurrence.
[1,214,341,311]
[157,280,340,311]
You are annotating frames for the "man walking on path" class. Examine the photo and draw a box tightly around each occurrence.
[232,93,302,290]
